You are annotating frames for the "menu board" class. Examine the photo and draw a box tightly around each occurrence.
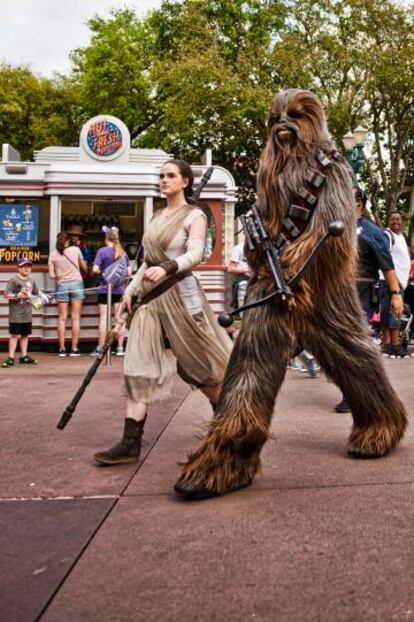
[0,204,39,247]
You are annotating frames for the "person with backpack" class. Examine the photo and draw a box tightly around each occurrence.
[90,227,131,356]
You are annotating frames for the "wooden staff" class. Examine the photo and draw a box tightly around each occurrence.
[57,165,214,430]
[57,273,187,430]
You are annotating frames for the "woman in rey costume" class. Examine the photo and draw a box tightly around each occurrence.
[94,160,233,465]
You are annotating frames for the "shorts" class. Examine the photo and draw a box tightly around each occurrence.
[380,280,402,329]
[56,280,85,303]
[9,322,32,336]
[98,293,123,305]
[356,281,375,320]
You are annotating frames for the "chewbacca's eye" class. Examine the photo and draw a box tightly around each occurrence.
[268,115,280,127]
[288,110,302,119]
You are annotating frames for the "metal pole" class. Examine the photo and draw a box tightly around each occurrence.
[106,283,112,366]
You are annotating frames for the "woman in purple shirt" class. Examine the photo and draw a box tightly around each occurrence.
[91,228,131,356]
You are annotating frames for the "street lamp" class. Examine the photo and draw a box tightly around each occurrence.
[342,125,368,175]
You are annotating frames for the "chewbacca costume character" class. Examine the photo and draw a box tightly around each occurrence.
[175,89,408,500]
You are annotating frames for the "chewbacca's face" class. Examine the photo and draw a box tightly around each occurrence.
[267,89,327,148]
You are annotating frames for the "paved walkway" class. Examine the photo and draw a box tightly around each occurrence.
[1,353,414,621]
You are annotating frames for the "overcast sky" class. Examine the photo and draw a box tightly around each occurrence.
[0,0,162,77]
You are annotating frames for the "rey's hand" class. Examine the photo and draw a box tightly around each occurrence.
[143,266,167,283]
[117,293,132,318]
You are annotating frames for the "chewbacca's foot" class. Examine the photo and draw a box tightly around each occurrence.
[174,442,260,501]
[347,424,404,459]
[175,406,269,500]
[347,446,380,459]
[174,478,251,501]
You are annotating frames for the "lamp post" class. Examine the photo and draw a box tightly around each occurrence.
[342,125,368,175]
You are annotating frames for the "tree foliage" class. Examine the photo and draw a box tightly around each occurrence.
[2,0,414,231]
[0,63,80,160]
[70,9,161,138]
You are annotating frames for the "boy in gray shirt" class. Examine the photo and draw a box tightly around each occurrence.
[2,259,39,367]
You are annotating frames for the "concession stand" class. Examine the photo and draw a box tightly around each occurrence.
[0,115,237,344]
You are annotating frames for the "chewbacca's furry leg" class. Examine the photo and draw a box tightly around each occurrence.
[175,299,294,499]
[307,295,407,458]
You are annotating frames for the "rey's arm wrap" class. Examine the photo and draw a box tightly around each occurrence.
[158,259,179,275]
[124,261,147,297]
[159,237,205,275]
[159,212,207,275]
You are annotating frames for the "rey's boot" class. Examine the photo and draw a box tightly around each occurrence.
[94,417,146,465]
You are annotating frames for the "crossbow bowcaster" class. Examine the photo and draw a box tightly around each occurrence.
[218,205,344,327]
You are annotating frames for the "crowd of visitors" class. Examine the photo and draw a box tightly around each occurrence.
[1,177,413,374]
[1,224,133,365]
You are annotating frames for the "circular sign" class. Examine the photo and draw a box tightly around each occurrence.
[80,115,130,162]
[86,119,123,158]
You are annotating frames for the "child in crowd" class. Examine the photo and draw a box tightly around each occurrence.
[2,259,39,368]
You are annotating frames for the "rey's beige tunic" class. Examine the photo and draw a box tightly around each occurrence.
[123,206,233,403]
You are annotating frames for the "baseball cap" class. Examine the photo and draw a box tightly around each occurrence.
[17,258,33,267]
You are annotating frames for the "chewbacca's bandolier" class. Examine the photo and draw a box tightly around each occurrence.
[175,89,408,500]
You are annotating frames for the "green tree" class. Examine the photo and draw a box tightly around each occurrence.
[362,0,414,227]
[0,63,80,160]
[269,0,414,230]
[70,1,288,211]
[70,9,163,139]
[4,0,413,232]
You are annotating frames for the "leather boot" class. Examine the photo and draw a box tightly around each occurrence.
[94,417,146,465]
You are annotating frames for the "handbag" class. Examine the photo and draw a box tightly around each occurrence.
[102,253,128,288]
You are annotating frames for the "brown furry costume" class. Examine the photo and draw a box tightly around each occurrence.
[175,89,408,500]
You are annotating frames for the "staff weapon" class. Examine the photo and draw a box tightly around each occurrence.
[57,275,186,430]
[57,165,214,430]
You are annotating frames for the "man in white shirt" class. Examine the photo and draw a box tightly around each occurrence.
[228,241,250,308]
[380,212,411,357]
[228,240,252,339]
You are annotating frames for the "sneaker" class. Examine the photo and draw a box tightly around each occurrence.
[388,346,398,359]
[90,346,103,356]
[19,355,38,365]
[335,398,351,413]
[58,348,67,357]
[381,343,391,356]
[116,346,124,357]
[69,348,81,357]
[1,357,15,368]
[396,346,409,358]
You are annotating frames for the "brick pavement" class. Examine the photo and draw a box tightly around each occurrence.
[1,353,413,621]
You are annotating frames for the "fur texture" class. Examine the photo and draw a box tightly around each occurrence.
[176,89,408,496]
